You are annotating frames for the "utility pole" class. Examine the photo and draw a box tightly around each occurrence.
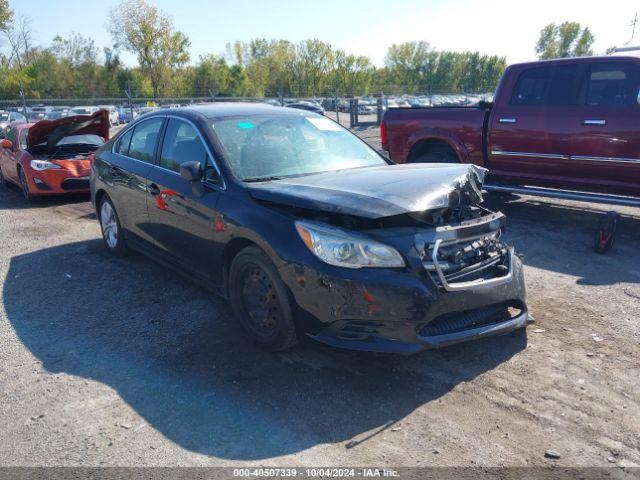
[125,80,134,121]
[626,13,638,45]
[19,88,27,118]
[334,85,339,125]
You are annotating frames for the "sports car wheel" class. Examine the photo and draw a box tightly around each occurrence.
[18,168,35,201]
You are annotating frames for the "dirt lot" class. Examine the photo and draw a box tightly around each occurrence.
[0,125,639,469]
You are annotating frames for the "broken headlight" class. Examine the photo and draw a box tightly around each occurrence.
[295,221,405,269]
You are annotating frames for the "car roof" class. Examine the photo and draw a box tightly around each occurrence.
[508,55,640,69]
[149,102,316,120]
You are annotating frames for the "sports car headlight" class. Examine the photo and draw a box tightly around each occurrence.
[30,159,62,171]
[295,221,405,269]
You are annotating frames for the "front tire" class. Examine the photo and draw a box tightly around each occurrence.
[99,196,129,256]
[18,168,35,201]
[228,246,298,352]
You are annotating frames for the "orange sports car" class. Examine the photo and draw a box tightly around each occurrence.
[0,110,109,201]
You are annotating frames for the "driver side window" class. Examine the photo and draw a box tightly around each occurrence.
[160,118,221,185]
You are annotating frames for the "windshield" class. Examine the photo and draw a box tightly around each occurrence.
[212,115,386,181]
[70,108,93,115]
[0,113,9,121]
[31,134,104,149]
[56,134,104,146]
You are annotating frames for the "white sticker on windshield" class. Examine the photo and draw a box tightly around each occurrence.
[306,117,342,131]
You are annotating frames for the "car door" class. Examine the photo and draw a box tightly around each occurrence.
[145,117,225,282]
[565,61,640,197]
[489,63,582,186]
[105,116,165,244]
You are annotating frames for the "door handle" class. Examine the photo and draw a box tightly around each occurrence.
[148,183,160,196]
[583,119,606,126]
[498,118,517,124]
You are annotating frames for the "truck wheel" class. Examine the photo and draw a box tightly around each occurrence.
[229,245,299,352]
[413,146,459,164]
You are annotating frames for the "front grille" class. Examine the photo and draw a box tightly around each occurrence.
[61,178,89,191]
[420,301,523,337]
[423,233,510,288]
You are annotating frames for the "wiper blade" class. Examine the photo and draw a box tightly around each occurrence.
[243,176,286,183]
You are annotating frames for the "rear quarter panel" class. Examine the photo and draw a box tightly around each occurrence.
[384,108,486,165]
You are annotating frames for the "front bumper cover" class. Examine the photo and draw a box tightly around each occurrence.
[278,213,528,354]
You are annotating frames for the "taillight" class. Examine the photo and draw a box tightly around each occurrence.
[380,121,388,150]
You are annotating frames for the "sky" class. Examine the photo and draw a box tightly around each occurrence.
[10,0,640,67]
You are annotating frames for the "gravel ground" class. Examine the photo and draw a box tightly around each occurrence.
[0,125,639,468]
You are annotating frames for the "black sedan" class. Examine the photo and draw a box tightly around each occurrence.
[90,104,528,354]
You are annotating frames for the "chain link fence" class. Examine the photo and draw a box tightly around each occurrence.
[0,90,494,128]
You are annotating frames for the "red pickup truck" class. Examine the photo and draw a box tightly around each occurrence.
[382,56,640,199]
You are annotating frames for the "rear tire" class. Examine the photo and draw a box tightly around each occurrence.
[413,145,459,164]
[229,246,298,352]
[99,195,129,257]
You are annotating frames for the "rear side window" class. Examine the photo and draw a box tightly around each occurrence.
[511,65,581,106]
[116,129,133,156]
[128,117,164,163]
[160,118,209,173]
[586,63,640,107]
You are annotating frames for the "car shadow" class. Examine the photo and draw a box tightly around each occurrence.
[0,183,91,211]
[486,194,640,286]
[4,240,527,460]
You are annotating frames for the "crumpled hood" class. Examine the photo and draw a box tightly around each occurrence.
[27,110,109,149]
[247,163,487,219]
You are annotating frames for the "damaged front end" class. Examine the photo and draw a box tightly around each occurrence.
[256,163,528,353]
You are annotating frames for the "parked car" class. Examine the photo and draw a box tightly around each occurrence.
[0,111,27,136]
[90,104,528,354]
[0,110,109,200]
[27,110,47,122]
[44,110,69,120]
[382,56,640,198]
[357,103,375,115]
[137,106,160,117]
[285,102,325,115]
[98,105,120,126]
[69,106,100,116]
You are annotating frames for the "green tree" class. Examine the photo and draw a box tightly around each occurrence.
[384,41,433,93]
[288,39,334,96]
[0,0,13,31]
[535,22,594,59]
[332,50,374,95]
[108,0,190,97]
[193,54,232,96]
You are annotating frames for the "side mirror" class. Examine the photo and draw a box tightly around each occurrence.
[180,161,202,182]
[0,139,12,149]
[180,161,204,197]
